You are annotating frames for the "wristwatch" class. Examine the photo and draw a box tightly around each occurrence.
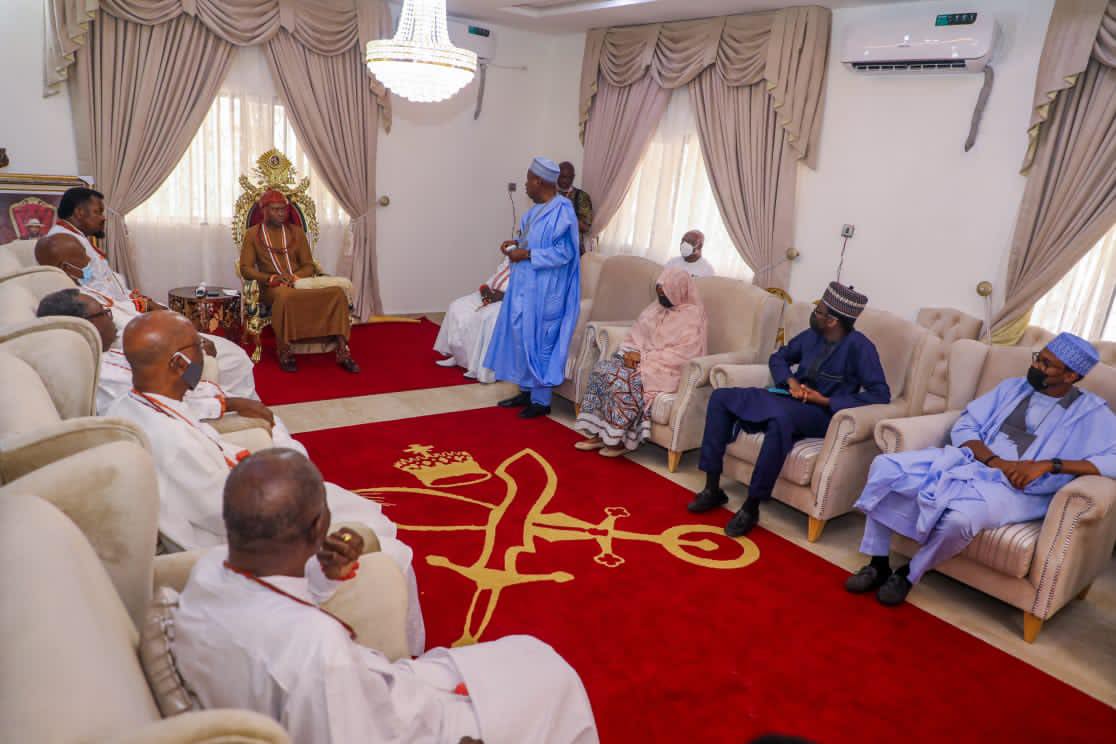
[1051,457,1063,474]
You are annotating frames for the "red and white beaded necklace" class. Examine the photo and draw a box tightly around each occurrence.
[260,223,295,276]
[129,389,246,469]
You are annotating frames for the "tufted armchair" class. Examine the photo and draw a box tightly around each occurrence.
[874,339,1116,642]
[711,307,936,542]
[0,266,73,327]
[556,255,662,404]
[589,277,784,471]
[916,307,984,344]
[0,238,38,272]
[1017,325,1056,348]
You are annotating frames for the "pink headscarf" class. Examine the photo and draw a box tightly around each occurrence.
[625,266,708,400]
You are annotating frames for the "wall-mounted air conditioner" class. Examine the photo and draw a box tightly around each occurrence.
[842,11,999,73]
[448,19,495,62]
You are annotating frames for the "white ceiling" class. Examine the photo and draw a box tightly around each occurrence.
[446,0,913,34]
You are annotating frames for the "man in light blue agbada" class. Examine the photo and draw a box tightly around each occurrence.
[485,157,581,419]
[846,333,1116,606]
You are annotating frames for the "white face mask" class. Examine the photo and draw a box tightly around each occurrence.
[680,241,696,258]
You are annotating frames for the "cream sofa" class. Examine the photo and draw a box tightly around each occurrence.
[588,277,783,471]
[874,339,1116,642]
[0,265,73,327]
[1095,340,1116,366]
[556,254,662,403]
[916,307,984,344]
[711,307,935,541]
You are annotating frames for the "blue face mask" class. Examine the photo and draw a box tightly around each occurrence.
[64,261,95,284]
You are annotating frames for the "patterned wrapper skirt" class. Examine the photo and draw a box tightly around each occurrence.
[574,353,652,450]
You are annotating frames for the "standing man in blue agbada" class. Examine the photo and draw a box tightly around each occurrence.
[485,157,581,419]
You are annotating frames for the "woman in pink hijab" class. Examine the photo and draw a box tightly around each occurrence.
[574,266,708,457]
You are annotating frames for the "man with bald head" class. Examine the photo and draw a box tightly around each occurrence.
[36,221,257,399]
[172,449,598,744]
[105,312,424,651]
[665,229,715,278]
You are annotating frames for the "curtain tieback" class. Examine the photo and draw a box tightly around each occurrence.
[350,212,371,230]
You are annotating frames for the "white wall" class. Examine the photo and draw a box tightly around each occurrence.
[791,0,1055,322]
[0,0,80,175]
[376,28,585,313]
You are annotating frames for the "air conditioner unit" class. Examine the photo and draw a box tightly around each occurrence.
[448,19,495,62]
[842,11,999,73]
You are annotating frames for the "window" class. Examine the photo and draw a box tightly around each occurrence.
[1031,225,1116,341]
[129,46,347,303]
[598,89,751,281]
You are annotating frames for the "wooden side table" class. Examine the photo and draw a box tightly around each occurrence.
[168,286,242,339]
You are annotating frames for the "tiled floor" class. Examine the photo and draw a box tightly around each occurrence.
[275,377,1116,707]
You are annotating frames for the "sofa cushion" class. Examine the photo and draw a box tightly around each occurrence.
[650,392,676,425]
[139,587,199,717]
[962,521,1041,578]
[726,433,825,486]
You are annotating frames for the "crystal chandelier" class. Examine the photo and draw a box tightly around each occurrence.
[366,0,478,103]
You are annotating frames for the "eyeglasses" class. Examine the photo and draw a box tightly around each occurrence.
[1032,352,1065,373]
[84,308,111,321]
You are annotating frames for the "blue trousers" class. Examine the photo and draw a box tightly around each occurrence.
[860,500,991,583]
[699,387,832,502]
[520,386,552,406]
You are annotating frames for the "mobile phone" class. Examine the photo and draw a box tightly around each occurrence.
[766,386,791,396]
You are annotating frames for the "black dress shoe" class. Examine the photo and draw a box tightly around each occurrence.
[845,564,891,594]
[519,403,551,419]
[279,355,297,373]
[687,488,728,514]
[876,573,913,606]
[498,391,532,408]
[725,503,759,538]
[338,356,361,374]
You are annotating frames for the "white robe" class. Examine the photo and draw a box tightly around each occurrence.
[105,390,425,652]
[665,255,715,278]
[173,548,598,744]
[433,259,510,383]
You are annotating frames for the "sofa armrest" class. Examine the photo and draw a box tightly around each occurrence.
[0,417,149,484]
[593,322,635,359]
[152,551,205,594]
[710,363,771,390]
[1029,476,1116,620]
[113,709,290,744]
[874,411,961,454]
[686,350,765,388]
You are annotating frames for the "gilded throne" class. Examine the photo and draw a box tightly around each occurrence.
[233,149,352,362]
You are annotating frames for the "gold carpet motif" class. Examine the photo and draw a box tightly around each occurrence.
[356,444,759,646]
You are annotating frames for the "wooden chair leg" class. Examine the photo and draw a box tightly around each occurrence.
[667,449,682,473]
[807,517,826,543]
[1023,612,1044,643]
[1077,582,1094,601]
[574,405,581,417]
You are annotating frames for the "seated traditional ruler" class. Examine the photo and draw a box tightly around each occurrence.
[234,149,359,373]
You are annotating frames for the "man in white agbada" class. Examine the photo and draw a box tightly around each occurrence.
[664,229,715,278]
[38,186,256,398]
[433,257,511,382]
[105,310,425,652]
[34,288,303,449]
[172,449,598,744]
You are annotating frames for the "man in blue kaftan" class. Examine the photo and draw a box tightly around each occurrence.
[485,157,581,419]
[846,333,1116,606]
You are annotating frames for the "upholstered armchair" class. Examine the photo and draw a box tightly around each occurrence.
[710,307,936,542]
[233,149,351,362]
[1096,340,1116,366]
[556,255,663,404]
[874,339,1116,642]
[0,266,73,326]
[916,307,984,344]
[0,238,38,272]
[1018,325,1056,348]
[589,277,784,471]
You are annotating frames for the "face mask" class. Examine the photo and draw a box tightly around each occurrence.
[809,313,825,334]
[657,293,673,309]
[1026,366,1050,392]
[680,241,696,258]
[64,261,95,283]
[173,351,203,390]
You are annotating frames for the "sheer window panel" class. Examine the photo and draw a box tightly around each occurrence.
[1031,225,1116,342]
[129,46,348,303]
[598,89,752,281]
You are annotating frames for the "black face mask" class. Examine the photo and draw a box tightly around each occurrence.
[174,352,204,390]
[658,294,673,309]
[809,314,825,334]
[1026,365,1050,392]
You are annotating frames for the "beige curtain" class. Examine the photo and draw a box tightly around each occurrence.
[992,1,1116,341]
[266,31,383,318]
[46,0,391,125]
[577,6,829,288]
[690,69,796,289]
[71,12,235,286]
[581,75,671,247]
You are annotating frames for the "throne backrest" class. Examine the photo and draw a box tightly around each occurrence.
[232,149,320,253]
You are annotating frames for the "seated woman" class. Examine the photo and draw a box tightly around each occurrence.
[574,266,707,457]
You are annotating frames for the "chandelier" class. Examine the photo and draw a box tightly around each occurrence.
[366,0,478,103]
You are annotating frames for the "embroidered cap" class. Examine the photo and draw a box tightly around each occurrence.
[529,157,560,184]
[820,281,868,320]
[1046,332,1099,377]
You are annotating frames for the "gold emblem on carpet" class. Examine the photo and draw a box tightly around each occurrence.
[356,444,759,646]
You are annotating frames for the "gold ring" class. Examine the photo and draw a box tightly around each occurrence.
[341,533,352,543]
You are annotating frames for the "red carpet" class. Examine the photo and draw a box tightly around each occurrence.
[250,319,474,405]
[297,409,1116,743]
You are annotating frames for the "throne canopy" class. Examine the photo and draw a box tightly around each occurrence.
[232,149,320,249]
